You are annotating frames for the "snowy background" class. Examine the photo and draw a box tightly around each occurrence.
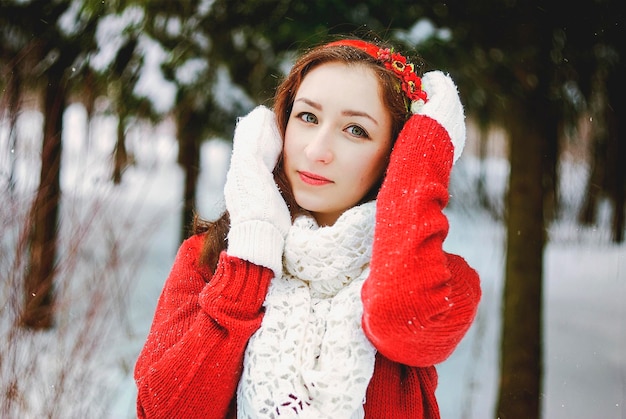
[1,103,624,418]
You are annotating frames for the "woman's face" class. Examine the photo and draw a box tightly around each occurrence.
[283,61,393,226]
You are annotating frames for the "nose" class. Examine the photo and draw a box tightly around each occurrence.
[304,126,334,164]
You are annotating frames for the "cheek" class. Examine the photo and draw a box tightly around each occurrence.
[372,152,390,180]
[283,125,298,164]
[367,146,391,177]
[353,150,389,188]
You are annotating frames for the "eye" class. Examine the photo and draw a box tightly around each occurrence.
[346,125,369,139]
[297,112,318,124]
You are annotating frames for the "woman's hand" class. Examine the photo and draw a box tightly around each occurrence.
[224,105,291,278]
[416,70,466,163]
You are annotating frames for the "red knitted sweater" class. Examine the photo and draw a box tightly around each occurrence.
[134,115,481,418]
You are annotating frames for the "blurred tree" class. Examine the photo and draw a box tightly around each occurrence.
[412,1,623,417]
[605,62,626,242]
[0,0,163,330]
[0,0,106,329]
[85,5,157,184]
[456,7,552,417]
[0,47,23,194]
[577,30,625,243]
[110,37,140,184]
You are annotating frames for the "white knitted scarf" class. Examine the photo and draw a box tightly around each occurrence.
[237,201,378,419]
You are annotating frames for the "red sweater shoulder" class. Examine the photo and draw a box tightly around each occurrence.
[134,234,274,418]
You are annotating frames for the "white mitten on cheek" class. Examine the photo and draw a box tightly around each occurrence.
[420,71,466,163]
[224,105,291,277]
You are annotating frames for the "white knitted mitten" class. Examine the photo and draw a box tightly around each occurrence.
[224,105,291,277]
[419,71,466,163]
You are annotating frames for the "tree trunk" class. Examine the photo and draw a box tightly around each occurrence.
[112,79,128,185]
[22,70,66,329]
[496,95,547,418]
[579,65,610,227]
[613,156,625,243]
[176,106,204,243]
[577,62,625,243]
[476,123,493,215]
[83,69,97,154]
[578,151,603,226]
[606,67,625,243]
[543,118,559,222]
[112,113,128,185]
[5,68,21,194]
[611,130,625,243]
[605,106,624,243]
[495,12,554,415]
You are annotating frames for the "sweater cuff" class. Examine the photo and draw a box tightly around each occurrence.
[200,252,274,323]
[226,220,284,278]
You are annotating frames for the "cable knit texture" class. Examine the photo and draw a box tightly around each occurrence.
[224,105,291,277]
[134,243,274,418]
[237,202,377,418]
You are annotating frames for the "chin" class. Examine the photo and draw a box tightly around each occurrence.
[293,195,330,215]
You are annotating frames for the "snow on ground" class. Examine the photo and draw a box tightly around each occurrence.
[1,105,625,418]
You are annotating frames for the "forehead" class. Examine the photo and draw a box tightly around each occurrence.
[296,62,384,108]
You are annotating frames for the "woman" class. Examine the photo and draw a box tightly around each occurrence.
[134,38,481,419]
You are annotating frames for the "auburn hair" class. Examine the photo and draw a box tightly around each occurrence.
[194,40,423,272]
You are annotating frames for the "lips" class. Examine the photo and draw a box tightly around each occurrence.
[298,171,333,186]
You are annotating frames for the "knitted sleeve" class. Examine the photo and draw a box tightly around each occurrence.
[134,234,273,418]
[361,114,481,367]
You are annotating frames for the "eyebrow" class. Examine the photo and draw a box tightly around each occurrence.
[294,97,379,126]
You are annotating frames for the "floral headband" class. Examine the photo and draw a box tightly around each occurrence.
[325,39,428,113]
